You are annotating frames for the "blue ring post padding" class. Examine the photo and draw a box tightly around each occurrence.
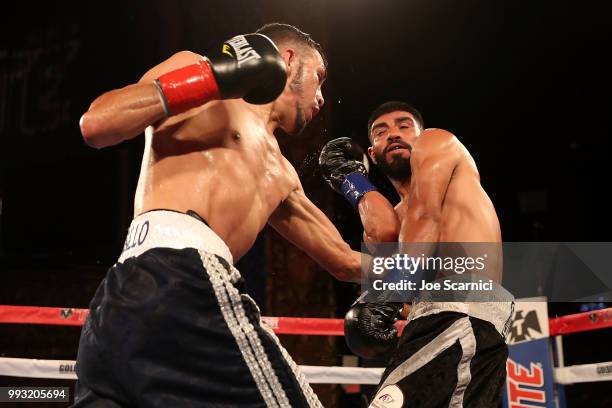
[340,172,377,209]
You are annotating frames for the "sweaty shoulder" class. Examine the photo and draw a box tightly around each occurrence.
[416,128,457,150]
[412,128,460,162]
[139,51,205,83]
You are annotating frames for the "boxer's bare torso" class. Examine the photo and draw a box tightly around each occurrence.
[396,133,501,244]
[129,52,298,260]
[136,99,299,261]
[396,131,502,282]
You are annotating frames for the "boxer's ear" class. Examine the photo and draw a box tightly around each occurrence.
[280,48,296,77]
[368,146,377,164]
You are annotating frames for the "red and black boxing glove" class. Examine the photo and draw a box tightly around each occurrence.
[155,33,287,116]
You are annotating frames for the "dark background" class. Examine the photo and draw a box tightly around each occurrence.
[1,0,611,406]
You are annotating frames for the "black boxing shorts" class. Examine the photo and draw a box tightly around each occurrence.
[71,210,322,408]
[370,289,514,408]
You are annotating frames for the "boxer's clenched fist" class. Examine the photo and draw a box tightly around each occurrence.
[319,137,376,208]
[156,33,287,115]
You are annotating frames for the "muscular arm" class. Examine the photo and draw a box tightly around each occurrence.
[359,191,400,245]
[268,170,362,282]
[399,129,460,243]
[79,51,203,149]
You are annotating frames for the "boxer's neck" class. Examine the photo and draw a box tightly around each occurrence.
[390,178,412,201]
[242,102,280,136]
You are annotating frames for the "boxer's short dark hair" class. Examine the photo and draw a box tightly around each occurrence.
[367,101,425,140]
[256,23,327,68]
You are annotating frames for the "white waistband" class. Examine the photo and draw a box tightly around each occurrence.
[118,210,233,264]
[408,300,514,339]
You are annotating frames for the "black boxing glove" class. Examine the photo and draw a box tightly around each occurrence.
[208,33,287,104]
[156,33,286,115]
[344,301,402,360]
[319,137,377,209]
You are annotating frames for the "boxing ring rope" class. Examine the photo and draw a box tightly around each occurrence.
[1,305,611,385]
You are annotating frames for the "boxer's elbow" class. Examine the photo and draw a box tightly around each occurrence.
[80,112,102,148]
[80,111,121,149]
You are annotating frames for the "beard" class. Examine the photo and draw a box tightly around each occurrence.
[288,63,307,135]
[375,149,412,181]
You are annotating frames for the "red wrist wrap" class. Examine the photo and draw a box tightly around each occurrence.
[156,59,221,115]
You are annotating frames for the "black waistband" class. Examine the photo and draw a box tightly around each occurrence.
[185,210,209,226]
[141,209,210,227]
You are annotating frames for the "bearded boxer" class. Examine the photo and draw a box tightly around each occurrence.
[320,101,514,407]
[73,24,362,408]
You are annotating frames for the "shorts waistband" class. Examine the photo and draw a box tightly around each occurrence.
[118,210,233,264]
[407,279,515,338]
[408,301,514,339]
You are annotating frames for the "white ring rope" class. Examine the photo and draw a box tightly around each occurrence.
[1,357,610,385]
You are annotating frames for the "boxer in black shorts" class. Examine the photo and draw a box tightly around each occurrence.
[74,23,363,407]
[74,211,320,407]
[368,285,513,408]
[320,101,514,407]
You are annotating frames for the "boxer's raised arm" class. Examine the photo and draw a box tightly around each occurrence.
[398,129,460,243]
[79,51,202,149]
[80,34,286,149]
[319,137,399,244]
[268,182,362,283]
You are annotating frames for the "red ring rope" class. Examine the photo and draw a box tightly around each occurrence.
[2,305,611,337]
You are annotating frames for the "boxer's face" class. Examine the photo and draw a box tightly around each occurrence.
[368,111,422,181]
[277,47,326,135]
